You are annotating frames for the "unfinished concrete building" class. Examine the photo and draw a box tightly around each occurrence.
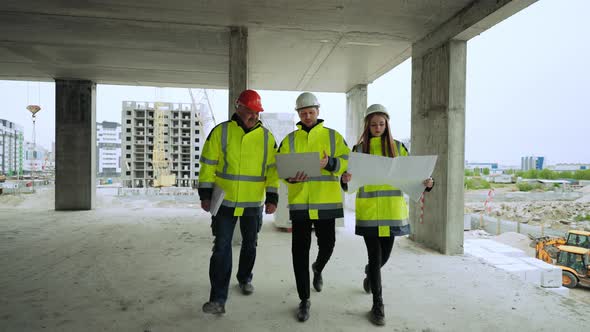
[121,101,203,188]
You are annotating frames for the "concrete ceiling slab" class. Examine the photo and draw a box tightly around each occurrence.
[0,0,533,92]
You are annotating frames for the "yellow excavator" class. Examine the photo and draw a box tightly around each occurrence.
[564,229,590,249]
[529,230,590,264]
[529,230,590,288]
[555,245,590,288]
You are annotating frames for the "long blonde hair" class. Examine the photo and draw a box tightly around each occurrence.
[356,112,398,158]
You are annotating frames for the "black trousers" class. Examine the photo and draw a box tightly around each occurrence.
[363,235,395,303]
[292,218,336,301]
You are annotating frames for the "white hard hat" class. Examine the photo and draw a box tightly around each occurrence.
[365,104,389,119]
[295,92,320,111]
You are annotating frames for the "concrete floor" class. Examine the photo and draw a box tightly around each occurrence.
[1,198,589,331]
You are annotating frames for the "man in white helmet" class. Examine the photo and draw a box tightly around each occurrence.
[278,92,350,322]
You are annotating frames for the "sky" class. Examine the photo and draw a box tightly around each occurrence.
[0,0,588,166]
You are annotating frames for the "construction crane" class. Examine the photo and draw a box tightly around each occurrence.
[188,88,216,142]
[152,102,176,187]
[26,104,41,191]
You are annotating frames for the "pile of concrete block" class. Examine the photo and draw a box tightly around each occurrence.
[464,239,569,296]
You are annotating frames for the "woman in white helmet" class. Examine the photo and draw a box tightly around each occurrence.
[341,104,433,326]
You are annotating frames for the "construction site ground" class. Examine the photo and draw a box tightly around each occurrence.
[0,186,588,332]
[465,185,590,233]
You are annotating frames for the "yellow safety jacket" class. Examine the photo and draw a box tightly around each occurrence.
[198,116,279,217]
[354,137,410,237]
[279,120,349,220]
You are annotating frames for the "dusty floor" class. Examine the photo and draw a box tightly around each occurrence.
[0,188,589,331]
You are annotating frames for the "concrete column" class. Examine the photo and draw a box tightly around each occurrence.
[55,79,96,210]
[228,26,248,119]
[409,40,466,255]
[1,132,5,174]
[345,84,367,147]
[228,26,248,245]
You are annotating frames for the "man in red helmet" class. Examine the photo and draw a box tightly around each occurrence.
[198,89,279,315]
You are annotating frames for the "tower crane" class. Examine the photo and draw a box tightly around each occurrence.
[188,88,216,142]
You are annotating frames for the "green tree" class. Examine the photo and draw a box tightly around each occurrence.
[464,169,474,177]
[465,178,491,190]
[539,169,555,180]
[574,169,590,180]
[517,182,533,191]
[517,182,544,192]
[524,169,538,179]
[482,168,490,175]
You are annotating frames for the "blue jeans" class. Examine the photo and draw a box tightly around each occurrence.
[208,213,261,304]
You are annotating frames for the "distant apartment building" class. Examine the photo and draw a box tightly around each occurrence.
[0,119,24,176]
[547,163,590,171]
[121,101,203,188]
[97,121,121,177]
[465,161,500,174]
[23,141,50,174]
[521,156,544,171]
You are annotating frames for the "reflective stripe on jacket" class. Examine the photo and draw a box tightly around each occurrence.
[354,137,410,237]
[198,118,279,216]
[279,121,349,220]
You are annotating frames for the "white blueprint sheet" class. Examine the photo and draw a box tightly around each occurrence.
[210,185,225,216]
[276,152,321,178]
[347,152,437,202]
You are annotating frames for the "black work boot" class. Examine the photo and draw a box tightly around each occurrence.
[239,282,254,295]
[297,300,311,322]
[369,300,385,326]
[312,262,323,292]
[202,301,225,315]
[363,264,371,293]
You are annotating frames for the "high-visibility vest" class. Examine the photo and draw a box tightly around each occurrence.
[198,118,279,217]
[354,137,409,237]
[279,121,349,220]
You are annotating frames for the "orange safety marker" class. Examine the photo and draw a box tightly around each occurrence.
[483,189,495,214]
[419,192,425,224]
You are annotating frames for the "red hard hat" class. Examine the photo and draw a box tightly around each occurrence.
[236,89,264,112]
